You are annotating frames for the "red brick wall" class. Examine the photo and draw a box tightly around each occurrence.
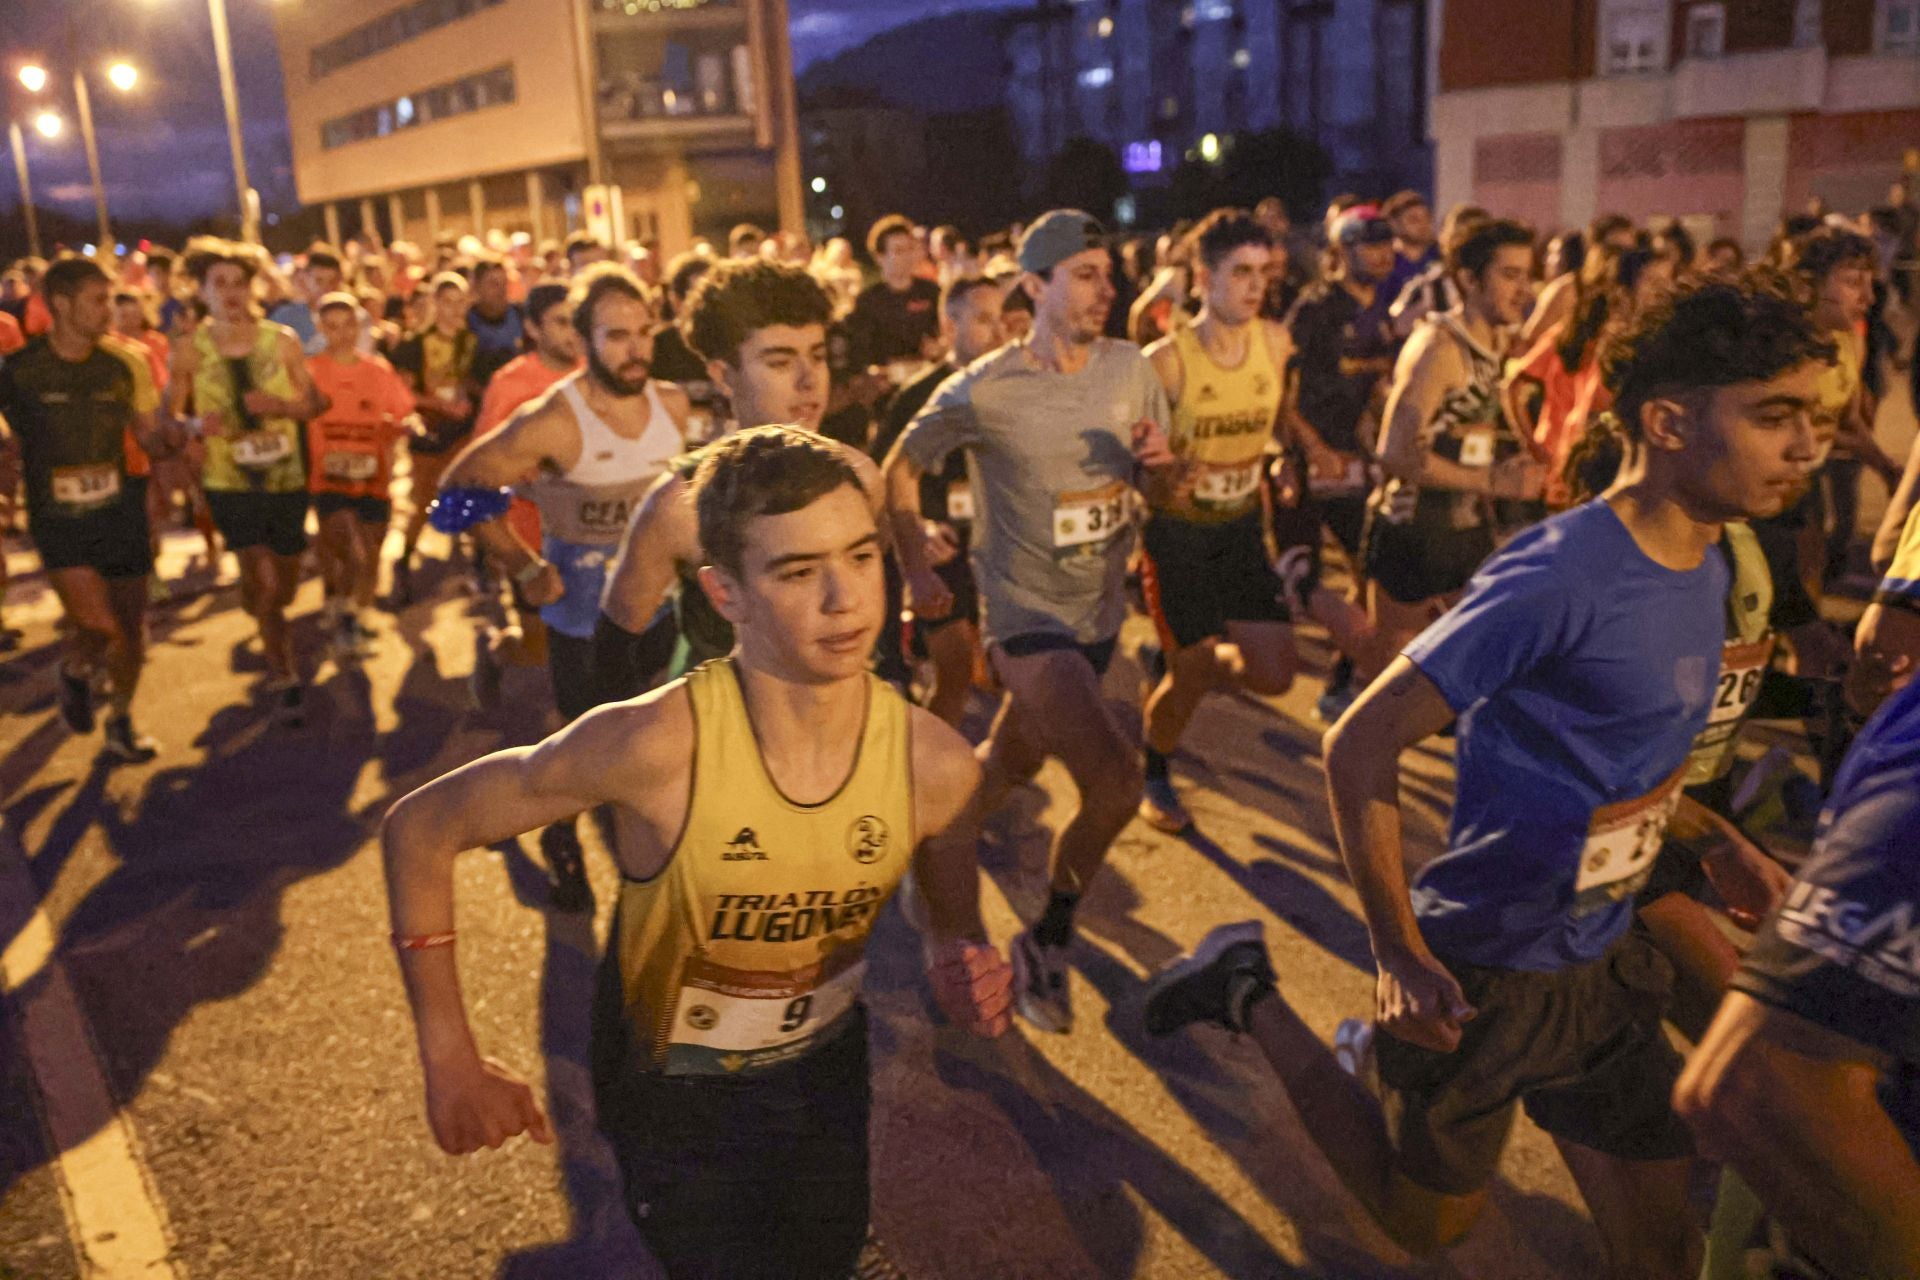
[1441,0,1594,90]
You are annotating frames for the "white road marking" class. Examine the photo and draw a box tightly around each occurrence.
[0,820,182,1279]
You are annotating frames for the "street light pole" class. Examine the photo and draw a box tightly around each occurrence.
[205,0,258,244]
[71,68,111,250]
[8,122,41,258]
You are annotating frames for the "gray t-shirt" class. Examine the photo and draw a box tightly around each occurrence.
[899,338,1171,645]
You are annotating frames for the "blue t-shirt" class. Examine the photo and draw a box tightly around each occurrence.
[268,301,320,355]
[1403,500,1728,972]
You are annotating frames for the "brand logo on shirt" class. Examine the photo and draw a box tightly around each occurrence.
[723,827,767,861]
[1195,383,1218,403]
[848,816,889,864]
[1252,374,1273,398]
[1775,881,1920,997]
[684,1004,719,1030]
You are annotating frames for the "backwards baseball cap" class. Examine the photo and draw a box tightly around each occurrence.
[1334,207,1395,247]
[1017,209,1109,274]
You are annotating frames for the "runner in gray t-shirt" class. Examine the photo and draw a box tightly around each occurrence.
[883,210,1177,1035]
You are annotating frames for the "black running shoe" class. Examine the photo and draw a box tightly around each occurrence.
[103,715,159,763]
[1144,921,1275,1036]
[58,667,95,734]
[273,682,306,728]
[541,822,592,914]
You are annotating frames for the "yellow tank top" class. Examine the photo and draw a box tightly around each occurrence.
[1812,326,1862,454]
[609,659,915,1076]
[1165,320,1283,521]
[193,321,306,493]
[1686,522,1777,786]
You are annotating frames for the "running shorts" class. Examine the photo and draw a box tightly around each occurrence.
[206,491,310,556]
[1375,930,1694,1196]
[1319,493,1368,558]
[594,999,871,1280]
[29,488,153,579]
[592,606,677,706]
[995,629,1119,678]
[312,492,392,525]
[547,630,601,723]
[1363,512,1495,606]
[1141,511,1288,650]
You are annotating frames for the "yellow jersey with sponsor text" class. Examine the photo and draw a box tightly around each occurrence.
[1163,321,1283,522]
[608,659,914,1076]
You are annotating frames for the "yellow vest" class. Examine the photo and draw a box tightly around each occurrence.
[608,659,915,1076]
[1164,320,1283,521]
[193,321,305,493]
[1686,522,1776,786]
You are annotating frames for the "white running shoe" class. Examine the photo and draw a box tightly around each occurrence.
[1011,927,1073,1034]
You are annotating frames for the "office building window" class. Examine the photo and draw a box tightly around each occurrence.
[322,64,516,149]
[311,0,509,80]
[1683,4,1725,58]
[1794,0,1822,46]
[1600,4,1668,75]
[1880,0,1920,53]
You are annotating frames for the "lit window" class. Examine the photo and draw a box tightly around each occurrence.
[1600,4,1667,75]
[1684,3,1724,58]
[1078,64,1114,88]
[1095,15,1113,37]
[1231,47,1252,69]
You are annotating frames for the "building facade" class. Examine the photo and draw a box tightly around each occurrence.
[1003,0,1431,216]
[1432,0,1920,247]
[272,0,804,256]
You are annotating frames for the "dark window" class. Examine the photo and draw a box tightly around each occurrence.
[321,64,516,149]
[310,0,508,80]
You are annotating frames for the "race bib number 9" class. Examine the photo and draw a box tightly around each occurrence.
[51,463,121,510]
[1053,480,1131,555]
[322,451,379,483]
[1192,460,1261,508]
[1571,767,1687,916]
[665,951,865,1076]
[231,431,292,470]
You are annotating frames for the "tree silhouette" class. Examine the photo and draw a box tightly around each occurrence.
[1042,137,1128,221]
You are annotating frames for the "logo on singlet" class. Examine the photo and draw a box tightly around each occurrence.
[723,827,767,861]
[684,1005,718,1030]
[848,816,889,865]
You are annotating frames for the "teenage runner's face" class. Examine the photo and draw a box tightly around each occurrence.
[587,293,655,392]
[61,279,113,341]
[1393,204,1433,246]
[113,299,143,334]
[950,287,1007,365]
[203,264,252,323]
[879,233,922,279]
[1466,245,1535,327]
[476,269,509,310]
[1351,241,1396,283]
[308,265,342,297]
[319,307,359,353]
[1675,362,1824,521]
[1203,244,1270,326]
[1036,248,1114,342]
[533,307,579,363]
[722,484,885,683]
[433,287,467,330]
[1816,264,1872,330]
[719,323,827,430]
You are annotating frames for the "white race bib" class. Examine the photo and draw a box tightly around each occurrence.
[1571,768,1687,915]
[1316,457,1369,497]
[1192,460,1262,507]
[665,952,866,1075]
[231,431,292,470]
[1707,638,1772,729]
[1052,481,1131,552]
[946,480,974,523]
[1457,428,1495,468]
[51,463,121,509]
[322,451,379,482]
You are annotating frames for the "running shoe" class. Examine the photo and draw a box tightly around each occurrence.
[1143,921,1274,1037]
[0,624,21,653]
[351,614,381,649]
[1273,543,1318,619]
[103,715,159,764]
[468,628,503,711]
[58,666,95,734]
[1332,1016,1378,1094]
[146,574,171,605]
[272,681,306,728]
[332,615,367,661]
[1138,774,1192,833]
[1313,683,1357,724]
[1010,927,1073,1034]
[541,822,592,914]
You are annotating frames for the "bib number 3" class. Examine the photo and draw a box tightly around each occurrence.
[1053,481,1130,554]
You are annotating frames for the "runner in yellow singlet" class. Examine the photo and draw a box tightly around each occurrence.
[383,426,1012,1280]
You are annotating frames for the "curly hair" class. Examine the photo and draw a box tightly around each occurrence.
[1601,270,1836,437]
[181,235,265,283]
[1788,224,1876,286]
[691,425,863,576]
[682,259,832,366]
[1186,208,1272,271]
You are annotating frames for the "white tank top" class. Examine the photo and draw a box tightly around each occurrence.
[532,375,682,545]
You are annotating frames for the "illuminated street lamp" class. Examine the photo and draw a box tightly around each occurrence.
[18,64,50,94]
[106,61,139,93]
[33,110,63,139]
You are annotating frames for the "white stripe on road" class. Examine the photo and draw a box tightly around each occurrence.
[0,820,182,1279]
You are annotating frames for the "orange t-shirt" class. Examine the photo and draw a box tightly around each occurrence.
[0,311,23,355]
[1514,322,1608,510]
[473,353,582,549]
[306,352,415,498]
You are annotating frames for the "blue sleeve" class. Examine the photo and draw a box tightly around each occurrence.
[1402,533,1577,714]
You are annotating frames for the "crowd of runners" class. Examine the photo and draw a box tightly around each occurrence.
[4,183,1920,1280]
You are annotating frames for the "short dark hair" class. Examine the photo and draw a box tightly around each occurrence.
[44,256,109,302]
[940,273,1001,318]
[471,255,509,285]
[182,236,264,283]
[692,425,863,576]
[729,223,766,254]
[1382,190,1428,221]
[525,282,570,327]
[306,249,343,275]
[1705,237,1744,267]
[1791,225,1876,285]
[147,250,176,274]
[665,250,712,302]
[1447,218,1534,279]
[866,214,916,261]
[683,259,832,366]
[568,263,652,345]
[1188,209,1272,271]
[1589,214,1635,247]
[112,289,141,307]
[1602,271,1836,436]
[563,232,606,262]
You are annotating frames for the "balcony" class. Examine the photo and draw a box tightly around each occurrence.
[1671,44,1827,118]
[595,22,759,149]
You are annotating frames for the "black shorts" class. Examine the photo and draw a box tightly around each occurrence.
[1141,512,1288,650]
[1363,511,1496,606]
[1376,931,1693,1196]
[995,629,1118,677]
[311,492,392,525]
[29,491,153,579]
[1319,493,1368,558]
[206,491,310,556]
[547,629,604,723]
[595,1007,871,1280]
[918,548,980,635]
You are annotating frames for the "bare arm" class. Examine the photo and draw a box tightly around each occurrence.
[600,471,699,633]
[273,330,323,422]
[1380,331,1537,501]
[1517,273,1575,351]
[1322,657,1477,1050]
[1872,433,1920,573]
[1675,993,1920,1280]
[438,398,575,577]
[164,339,200,419]
[655,380,692,440]
[881,436,954,621]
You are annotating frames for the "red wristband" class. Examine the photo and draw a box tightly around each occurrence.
[391,931,456,951]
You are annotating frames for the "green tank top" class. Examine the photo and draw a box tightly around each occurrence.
[192,321,306,493]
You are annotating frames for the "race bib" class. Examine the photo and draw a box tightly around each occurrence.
[1457,428,1495,468]
[231,431,292,470]
[946,480,974,523]
[1571,767,1688,916]
[1052,480,1131,554]
[1315,456,1369,497]
[1707,638,1772,729]
[664,951,865,1076]
[1192,460,1262,508]
[322,451,379,483]
[51,463,121,510]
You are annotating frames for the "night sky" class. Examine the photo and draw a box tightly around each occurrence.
[0,0,1014,238]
